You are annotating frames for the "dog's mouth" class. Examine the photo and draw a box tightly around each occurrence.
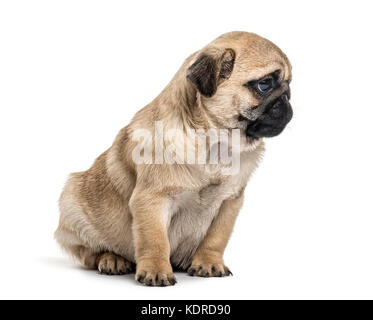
[241,94,293,139]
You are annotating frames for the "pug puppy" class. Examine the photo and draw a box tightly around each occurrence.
[55,31,292,286]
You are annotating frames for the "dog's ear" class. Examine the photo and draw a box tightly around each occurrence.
[187,48,235,97]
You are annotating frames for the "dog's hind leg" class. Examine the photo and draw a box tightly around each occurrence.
[55,229,134,274]
[96,252,134,275]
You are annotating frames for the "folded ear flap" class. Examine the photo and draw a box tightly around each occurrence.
[187,48,235,97]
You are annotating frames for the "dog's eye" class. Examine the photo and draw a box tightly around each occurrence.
[257,78,273,93]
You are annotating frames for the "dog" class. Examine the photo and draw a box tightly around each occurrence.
[55,31,292,286]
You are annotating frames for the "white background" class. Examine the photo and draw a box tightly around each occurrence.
[0,0,372,299]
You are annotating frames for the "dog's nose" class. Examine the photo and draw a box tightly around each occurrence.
[281,93,289,103]
[267,93,292,121]
[281,82,291,100]
[284,88,291,100]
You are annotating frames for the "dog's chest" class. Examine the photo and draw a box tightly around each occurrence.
[167,181,235,268]
[167,149,261,268]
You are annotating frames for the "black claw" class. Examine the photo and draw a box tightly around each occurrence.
[137,275,145,283]
[211,266,216,273]
[169,278,177,285]
[188,268,196,276]
[201,271,209,277]
[217,271,223,277]
[160,279,166,287]
[145,278,153,286]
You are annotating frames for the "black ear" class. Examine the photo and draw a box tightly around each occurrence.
[187,48,235,97]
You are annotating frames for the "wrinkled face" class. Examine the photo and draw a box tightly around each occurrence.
[187,38,293,140]
[236,67,292,139]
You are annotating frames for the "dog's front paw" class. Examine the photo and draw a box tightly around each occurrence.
[187,262,232,277]
[136,260,176,287]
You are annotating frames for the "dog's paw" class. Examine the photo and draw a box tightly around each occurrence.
[187,263,232,278]
[97,252,134,275]
[135,261,176,287]
[136,269,177,287]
